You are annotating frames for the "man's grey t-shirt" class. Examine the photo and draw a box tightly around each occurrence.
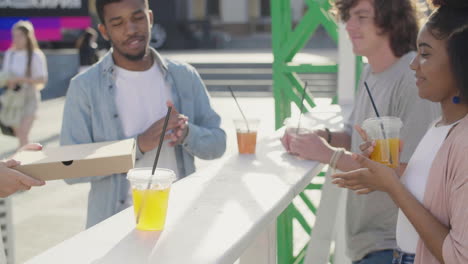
[343,52,440,261]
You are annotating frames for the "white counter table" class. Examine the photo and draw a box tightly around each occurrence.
[26,130,323,264]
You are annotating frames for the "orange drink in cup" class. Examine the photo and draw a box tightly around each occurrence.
[370,138,400,168]
[234,119,260,154]
[362,117,402,168]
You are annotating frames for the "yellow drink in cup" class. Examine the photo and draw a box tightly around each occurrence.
[127,168,176,231]
[132,188,170,230]
[371,138,400,168]
[362,117,403,168]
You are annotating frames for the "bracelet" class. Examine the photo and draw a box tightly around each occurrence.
[329,148,345,172]
[324,128,332,144]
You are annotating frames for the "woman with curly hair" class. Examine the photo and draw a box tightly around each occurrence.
[333,1,468,263]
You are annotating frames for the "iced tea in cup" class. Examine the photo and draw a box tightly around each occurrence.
[127,168,176,231]
[362,117,403,168]
[234,119,260,154]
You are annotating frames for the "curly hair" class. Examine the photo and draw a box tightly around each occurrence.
[447,27,468,103]
[425,0,468,39]
[426,0,468,103]
[334,0,419,57]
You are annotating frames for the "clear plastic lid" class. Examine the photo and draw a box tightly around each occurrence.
[283,116,317,129]
[362,116,403,139]
[233,119,260,133]
[127,168,176,189]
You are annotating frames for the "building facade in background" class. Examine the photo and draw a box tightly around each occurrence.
[0,0,91,51]
[0,0,305,50]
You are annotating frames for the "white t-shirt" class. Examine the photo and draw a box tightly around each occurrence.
[2,50,47,79]
[114,63,179,177]
[396,120,458,253]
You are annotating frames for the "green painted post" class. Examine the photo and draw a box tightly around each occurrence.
[272,0,292,128]
[355,56,363,91]
[271,1,341,263]
[277,204,295,264]
[272,0,338,130]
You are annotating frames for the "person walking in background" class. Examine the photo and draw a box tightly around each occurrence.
[76,27,99,73]
[333,1,468,263]
[281,0,440,263]
[1,21,48,149]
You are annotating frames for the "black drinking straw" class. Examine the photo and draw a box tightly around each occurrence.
[136,106,172,225]
[364,82,393,165]
[296,82,309,134]
[228,86,250,132]
[364,82,380,117]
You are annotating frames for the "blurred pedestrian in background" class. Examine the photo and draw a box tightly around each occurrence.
[76,27,99,73]
[1,21,47,149]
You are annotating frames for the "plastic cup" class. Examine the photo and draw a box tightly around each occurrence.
[234,119,260,154]
[283,117,311,150]
[127,168,176,231]
[362,117,403,168]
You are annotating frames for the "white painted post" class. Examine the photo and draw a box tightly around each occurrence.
[0,197,14,264]
[220,0,248,24]
[239,222,276,264]
[303,169,342,264]
[190,0,206,20]
[333,190,351,264]
[337,23,356,107]
[291,0,305,23]
[0,230,6,264]
[334,25,355,264]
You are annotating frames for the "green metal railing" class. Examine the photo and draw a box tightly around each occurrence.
[272,0,338,263]
[271,0,338,130]
[271,1,363,263]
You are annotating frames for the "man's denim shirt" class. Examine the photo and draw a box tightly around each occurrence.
[60,48,226,228]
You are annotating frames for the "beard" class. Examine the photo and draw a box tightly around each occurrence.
[114,45,147,61]
[122,49,147,61]
[108,33,149,62]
